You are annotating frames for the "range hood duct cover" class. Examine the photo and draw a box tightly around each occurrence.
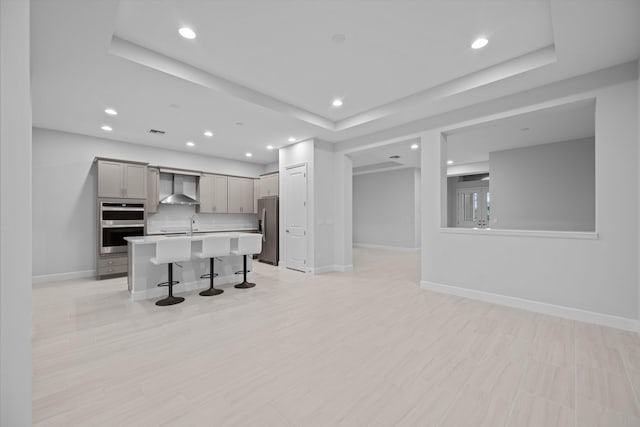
[159,173,200,205]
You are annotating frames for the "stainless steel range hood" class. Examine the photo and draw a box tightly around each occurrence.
[160,193,199,205]
[159,170,200,205]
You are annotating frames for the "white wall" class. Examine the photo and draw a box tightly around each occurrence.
[264,161,279,174]
[353,168,420,249]
[314,146,335,270]
[32,128,264,279]
[0,0,32,424]
[422,81,639,322]
[414,169,421,247]
[277,139,350,273]
[490,138,595,231]
[332,152,353,271]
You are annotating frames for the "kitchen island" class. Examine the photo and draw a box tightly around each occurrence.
[125,232,259,301]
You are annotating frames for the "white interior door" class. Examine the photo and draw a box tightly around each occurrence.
[456,187,490,228]
[285,164,307,272]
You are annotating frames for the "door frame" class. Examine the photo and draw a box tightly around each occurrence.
[282,162,309,272]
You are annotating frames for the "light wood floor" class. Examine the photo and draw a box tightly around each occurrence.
[33,248,640,426]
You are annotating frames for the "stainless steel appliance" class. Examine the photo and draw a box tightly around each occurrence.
[257,196,279,265]
[99,201,145,254]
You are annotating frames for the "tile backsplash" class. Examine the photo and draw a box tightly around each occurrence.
[147,204,257,234]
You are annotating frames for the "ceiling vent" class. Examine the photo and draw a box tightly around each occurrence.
[149,129,166,135]
[389,155,400,159]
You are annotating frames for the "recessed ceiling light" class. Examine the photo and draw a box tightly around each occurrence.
[332,98,343,107]
[179,27,196,40]
[288,137,296,142]
[104,108,118,116]
[471,37,488,49]
[447,160,454,165]
[267,145,274,150]
[186,141,195,147]
[332,33,346,44]
[204,130,214,137]
[101,125,112,132]
[410,143,419,150]
[245,152,252,157]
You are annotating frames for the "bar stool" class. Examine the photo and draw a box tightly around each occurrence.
[150,236,192,306]
[194,234,231,296]
[233,234,263,289]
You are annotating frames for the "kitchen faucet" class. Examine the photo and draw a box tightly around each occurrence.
[189,214,197,236]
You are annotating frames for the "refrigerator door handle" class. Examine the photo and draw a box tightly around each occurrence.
[261,208,267,242]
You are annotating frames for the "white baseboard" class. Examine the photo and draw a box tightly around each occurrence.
[334,264,353,273]
[311,265,335,274]
[309,264,354,274]
[32,269,96,284]
[131,274,252,301]
[420,280,639,333]
[354,243,420,252]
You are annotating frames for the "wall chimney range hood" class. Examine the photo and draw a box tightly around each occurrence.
[159,169,200,205]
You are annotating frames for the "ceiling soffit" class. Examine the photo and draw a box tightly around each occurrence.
[109,36,556,133]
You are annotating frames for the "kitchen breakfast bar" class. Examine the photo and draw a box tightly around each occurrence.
[125,232,260,301]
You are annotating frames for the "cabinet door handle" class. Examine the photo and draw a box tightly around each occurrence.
[213,206,216,212]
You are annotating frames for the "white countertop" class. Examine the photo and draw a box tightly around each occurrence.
[147,226,257,235]
[125,232,260,245]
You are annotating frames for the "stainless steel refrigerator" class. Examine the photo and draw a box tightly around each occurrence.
[257,196,279,265]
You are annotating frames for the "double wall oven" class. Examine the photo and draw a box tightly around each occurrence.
[100,201,145,254]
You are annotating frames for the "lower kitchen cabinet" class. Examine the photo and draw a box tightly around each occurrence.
[97,255,128,279]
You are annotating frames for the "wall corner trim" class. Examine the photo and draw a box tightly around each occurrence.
[420,280,639,333]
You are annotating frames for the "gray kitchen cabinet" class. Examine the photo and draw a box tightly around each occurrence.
[198,174,228,213]
[147,167,160,213]
[124,164,147,199]
[97,160,124,198]
[227,177,254,213]
[97,159,147,199]
[260,173,279,197]
[97,255,128,279]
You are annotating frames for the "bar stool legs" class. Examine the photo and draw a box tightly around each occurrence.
[199,258,224,296]
[156,263,185,306]
[234,255,256,289]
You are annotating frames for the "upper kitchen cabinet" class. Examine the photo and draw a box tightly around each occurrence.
[227,177,255,213]
[259,173,279,197]
[198,174,228,213]
[97,159,147,199]
[146,167,160,213]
